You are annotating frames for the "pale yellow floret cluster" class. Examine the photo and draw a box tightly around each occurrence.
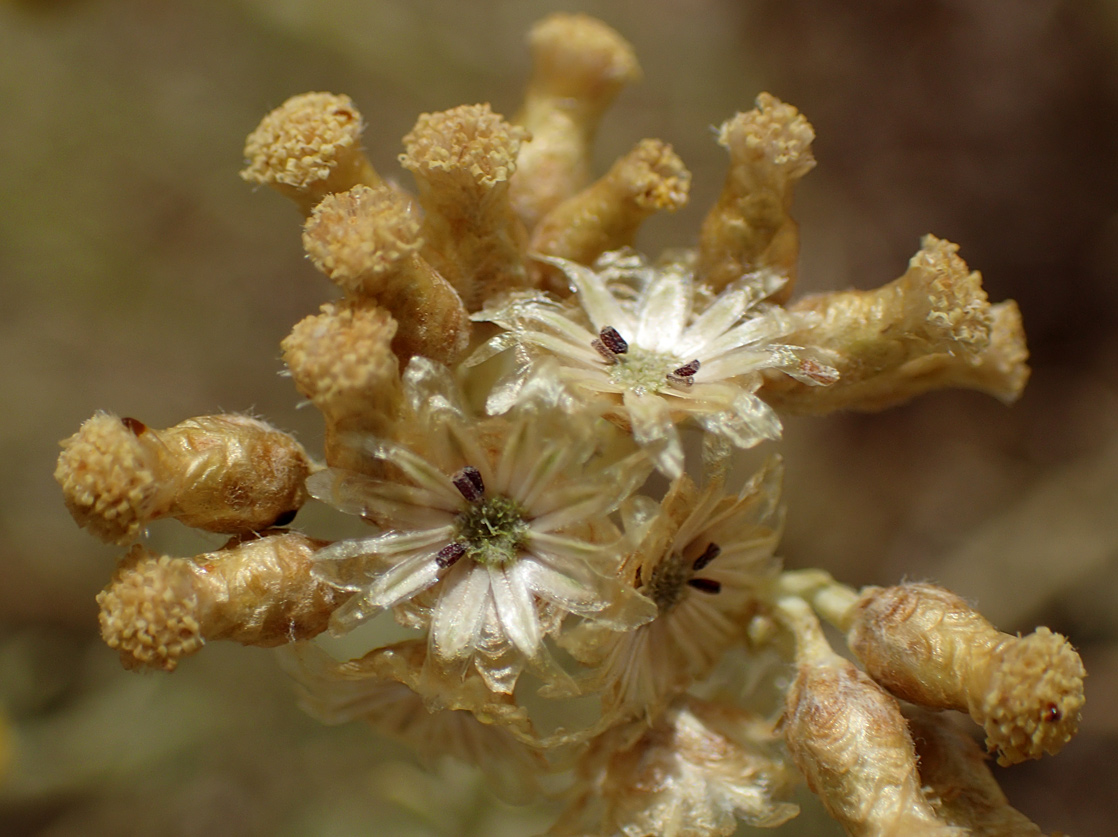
[56,12,1084,837]
[241,92,381,214]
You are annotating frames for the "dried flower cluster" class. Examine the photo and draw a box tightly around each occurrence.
[55,13,1081,837]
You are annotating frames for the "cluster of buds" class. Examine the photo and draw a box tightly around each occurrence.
[55,13,1081,836]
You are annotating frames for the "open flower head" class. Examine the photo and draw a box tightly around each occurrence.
[473,250,835,477]
[308,358,656,694]
[566,456,784,720]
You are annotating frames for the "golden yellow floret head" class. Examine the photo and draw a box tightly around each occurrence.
[97,546,203,672]
[983,626,1085,766]
[282,301,401,417]
[55,412,168,545]
[718,93,816,178]
[303,184,423,292]
[400,103,529,189]
[242,92,365,189]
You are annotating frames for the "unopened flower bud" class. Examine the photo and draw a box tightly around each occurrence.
[56,413,312,544]
[302,184,471,363]
[846,582,1085,766]
[531,138,690,293]
[778,597,961,836]
[97,531,345,671]
[241,92,383,215]
[697,94,816,299]
[510,13,641,229]
[760,236,1028,413]
[399,104,533,309]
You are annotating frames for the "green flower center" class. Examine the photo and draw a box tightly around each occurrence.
[455,495,529,567]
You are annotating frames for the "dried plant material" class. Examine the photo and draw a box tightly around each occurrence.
[97,531,344,671]
[777,597,963,836]
[302,184,471,363]
[696,94,816,300]
[400,104,533,309]
[281,639,548,803]
[847,583,1085,766]
[905,707,1048,836]
[531,139,691,293]
[56,412,311,544]
[241,92,382,215]
[552,696,798,836]
[281,301,403,473]
[758,235,1029,413]
[510,13,641,230]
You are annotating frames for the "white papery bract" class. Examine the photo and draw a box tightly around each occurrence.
[472,250,835,477]
[307,358,656,694]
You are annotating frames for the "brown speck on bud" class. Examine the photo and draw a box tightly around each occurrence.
[303,185,471,363]
[905,706,1048,835]
[56,413,311,544]
[98,532,344,671]
[759,236,1029,413]
[697,94,816,300]
[777,597,961,836]
[511,13,641,230]
[241,92,383,215]
[282,301,403,473]
[399,104,533,309]
[531,139,690,293]
[847,583,1085,766]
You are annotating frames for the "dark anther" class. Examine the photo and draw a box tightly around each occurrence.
[687,577,722,595]
[667,359,701,387]
[436,542,466,568]
[692,542,721,571]
[598,326,629,355]
[452,466,485,502]
[271,508,298,527]
[121,416,147,436]
[673,360,701,378]
[591,338,619,365]
[1043,703,1063,723]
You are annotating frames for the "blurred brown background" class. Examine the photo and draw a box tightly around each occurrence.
[2,1,1116,834]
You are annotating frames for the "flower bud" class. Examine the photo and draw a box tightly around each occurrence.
[847,583,1085,766]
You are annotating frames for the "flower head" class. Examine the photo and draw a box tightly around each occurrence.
[565,456,784,719]
[308,358,656,694]
[473,250,834,477]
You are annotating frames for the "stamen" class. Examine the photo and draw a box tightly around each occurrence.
[667,359,701,388]
[692,542,721,571]
[599,325,629,355]
[452,466,485,502]
[121,416,147,436]
[687,577,722,595]
[436,542,466,568]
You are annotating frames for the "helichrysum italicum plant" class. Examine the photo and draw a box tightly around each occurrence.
[55,13,1082,836]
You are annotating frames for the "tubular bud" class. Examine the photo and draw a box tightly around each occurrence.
[302,184,471,363]
[778,597,961,836]
[510,13,641,229]
[281,301,403,473]
[759,236,1028,413]
[241,92,382,215]
[697,94,816,299]
[97,531,344,671]
[531,138,691,293]
[56,412,312,544]
[846,583,1085,766]
[399,104,533,309]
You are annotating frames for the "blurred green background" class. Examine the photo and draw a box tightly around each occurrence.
[2,1,1117,834]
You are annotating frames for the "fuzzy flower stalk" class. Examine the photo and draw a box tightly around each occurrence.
[55,12,1080,837]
